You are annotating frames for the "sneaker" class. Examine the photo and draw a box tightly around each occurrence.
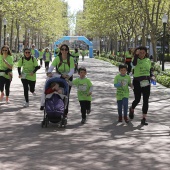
[32,92,36,96]
[129,107,134,119]
[81,119,86,124]
[87,110,91,115]
[0,92,4,101]
[124,116,129,123]
[23,102,29,107]
[40,106,44,110]
[141,118,148,125]
[118,116,122,122]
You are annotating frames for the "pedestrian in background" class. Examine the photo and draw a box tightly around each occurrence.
[125,48,133,75]
[31,44,39,59]
[38,48,44,67]
[18,48,40,107]
[0,45,13,104]
[43,47,52,72]
[73,48,79,73]
[81,49,86,61]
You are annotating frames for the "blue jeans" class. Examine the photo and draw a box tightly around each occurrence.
[117,98,128,117]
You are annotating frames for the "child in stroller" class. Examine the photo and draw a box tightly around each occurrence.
[45,82,63,95]
[41,77,69,128]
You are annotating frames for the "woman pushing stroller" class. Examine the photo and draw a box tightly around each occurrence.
[45,44,75,118]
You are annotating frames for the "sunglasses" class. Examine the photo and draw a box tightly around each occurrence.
[2,50,8,52]
[61,48,68,51]
[25,52,31,54]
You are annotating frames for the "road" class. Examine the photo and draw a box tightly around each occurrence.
[0,56,170,170]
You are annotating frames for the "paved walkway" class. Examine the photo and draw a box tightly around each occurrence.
[0,57,170,170]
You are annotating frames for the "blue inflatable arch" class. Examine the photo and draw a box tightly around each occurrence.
[54,36,93,58]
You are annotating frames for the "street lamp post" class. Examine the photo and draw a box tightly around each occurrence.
[160,32,163,65]
[162,14,168,71]
[3,18,7,45]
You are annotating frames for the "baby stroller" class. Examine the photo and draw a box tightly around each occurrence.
[41,77,69,128]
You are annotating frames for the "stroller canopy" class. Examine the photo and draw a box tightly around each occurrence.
[45,77,69,95]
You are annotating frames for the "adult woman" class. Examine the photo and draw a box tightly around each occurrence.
[0,45,13,103]
[47,44,75,117]
[43,47,52,72]
[18,48,40,107]
[129,46,154,125]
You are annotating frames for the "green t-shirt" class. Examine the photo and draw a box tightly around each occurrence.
[73,77,93,101]
[51,56,74,74]
[114,74,131,100]
[133,58,151,77]
[0,55,13,79]
[72,52,79,62]
[39,51,44,59]
[55,48,60,55]
[18,57,38,81]
[45,52,50,62]
[81,50,86,56]
[75,52,79,60]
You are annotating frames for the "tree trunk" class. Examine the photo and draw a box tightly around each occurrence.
[150,30,158,62]
[10,18,14,50]
[0,16,2,48]
[152,39,157,62]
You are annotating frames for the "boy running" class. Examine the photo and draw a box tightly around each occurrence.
[114,64,133,123]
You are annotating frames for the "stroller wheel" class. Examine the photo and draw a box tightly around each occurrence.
[62,118,67,128]
[41,121,45,128]
[45,120,48,128]
[64,119,67,126]
[59,121,63,128]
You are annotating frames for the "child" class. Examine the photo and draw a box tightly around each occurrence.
[114,64,133,123]
[72,67,93,124]
[45,82,63,94]
[40,82,63,110]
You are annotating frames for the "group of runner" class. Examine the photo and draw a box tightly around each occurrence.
[0,43,154,125]
[0,44,91,123]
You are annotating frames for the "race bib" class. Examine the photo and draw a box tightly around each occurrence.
[121,80,128,86]
[140,80,150,87]
[78,84,87,91]
[0,72,5,76]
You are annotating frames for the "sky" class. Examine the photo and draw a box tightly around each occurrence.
[65,0,83,35]
[65,0,83,14]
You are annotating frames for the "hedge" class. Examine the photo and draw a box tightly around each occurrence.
[95,53,170,88]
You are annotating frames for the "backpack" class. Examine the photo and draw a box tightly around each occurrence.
[56,55,70,74]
